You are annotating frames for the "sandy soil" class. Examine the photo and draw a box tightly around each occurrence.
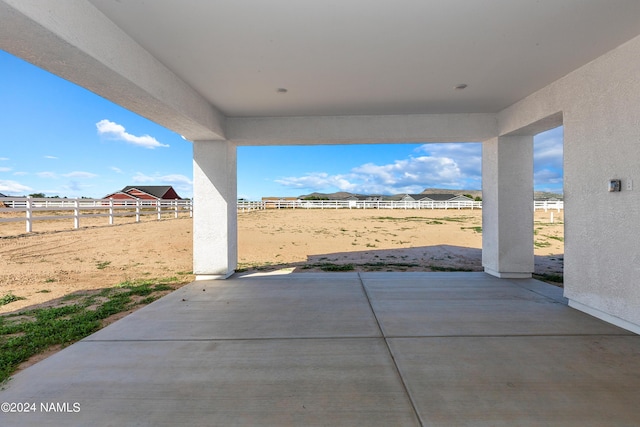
[238,208,563,275]
[0,208,564,314]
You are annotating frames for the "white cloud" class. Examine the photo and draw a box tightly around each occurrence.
[132,172,192,185]
[44,155,58,159]
[131,172,156,184]
[414,143,482,180]
[64,181,93,193]
[276,144,483,195]
[96,119,169,149]
[271,137,563,196]
[534,169,563,186]
[0,180,32,193]
[37,171,58,179]
[13,171,28,176]
[157,174,194,186]
[0,167,11,173]
[0,157,9,161]
[532,127,564,191]
[110,166,124,174]
[62,171,98,179]
[276,172,359,192]
[534,135,563,170]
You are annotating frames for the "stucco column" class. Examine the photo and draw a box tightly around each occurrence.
[193,140,237,279]
[482,136,534,278]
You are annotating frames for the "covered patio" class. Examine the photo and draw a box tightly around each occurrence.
[1,1,640,424]
[1,1,639,332]
[2,272,639,425]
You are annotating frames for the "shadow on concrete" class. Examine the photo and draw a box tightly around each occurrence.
[239,244,563,280]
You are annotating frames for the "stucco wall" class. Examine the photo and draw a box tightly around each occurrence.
[193,141,238,278]
[499,34,640,332]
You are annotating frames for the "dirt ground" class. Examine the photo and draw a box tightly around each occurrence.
[0,208,564,314]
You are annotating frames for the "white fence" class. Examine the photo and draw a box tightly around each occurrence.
[1,197,562,233]
[0,197,192,233]
[534,200,564,212]
[240,200,483,210]
[239,199,564,211]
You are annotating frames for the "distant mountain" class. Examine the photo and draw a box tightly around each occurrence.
[299,192,359,200]
[533,191,563,200]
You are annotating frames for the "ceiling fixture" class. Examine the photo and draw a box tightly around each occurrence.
[276,88,288,94]
[454,84,468,90]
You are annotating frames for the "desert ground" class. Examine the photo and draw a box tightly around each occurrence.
[0,208,564,314]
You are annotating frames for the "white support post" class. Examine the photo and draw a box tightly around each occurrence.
[174,199,179,218]
[135,200,141,222]
[156,200,161,220]
[25,196,32,233]
[193,140,237,279]
[482,135,534,278]
[73,198,80,229]
[109,198,114,225]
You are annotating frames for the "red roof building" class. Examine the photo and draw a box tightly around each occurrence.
[105,186,182,200]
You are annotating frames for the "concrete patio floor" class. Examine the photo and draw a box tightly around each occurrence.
[1,272,639,426]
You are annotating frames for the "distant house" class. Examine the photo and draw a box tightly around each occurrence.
[104,186,182,200]
[447,195,475,202]
[396,194,431,202]
[419,193,456,201]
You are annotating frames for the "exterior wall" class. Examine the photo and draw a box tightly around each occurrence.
[107,193,138,200]
[499,34,640,332]
[162,188,181,200]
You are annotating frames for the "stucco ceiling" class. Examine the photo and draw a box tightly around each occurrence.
[88,0,640,118]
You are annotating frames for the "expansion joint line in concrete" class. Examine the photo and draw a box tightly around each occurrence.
[357,272,424,427]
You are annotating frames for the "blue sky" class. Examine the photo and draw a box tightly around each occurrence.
[1,50,563,200]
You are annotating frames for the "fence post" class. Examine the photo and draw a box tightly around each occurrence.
[135,199,141,222]
[109,198,114,225]
[174,199,179,218]
[25,196,32,233]
[74,198,80,229]
[157,200,161,220]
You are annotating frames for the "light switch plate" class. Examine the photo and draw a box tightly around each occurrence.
[627,179,633,191]
[609,179,622,192]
